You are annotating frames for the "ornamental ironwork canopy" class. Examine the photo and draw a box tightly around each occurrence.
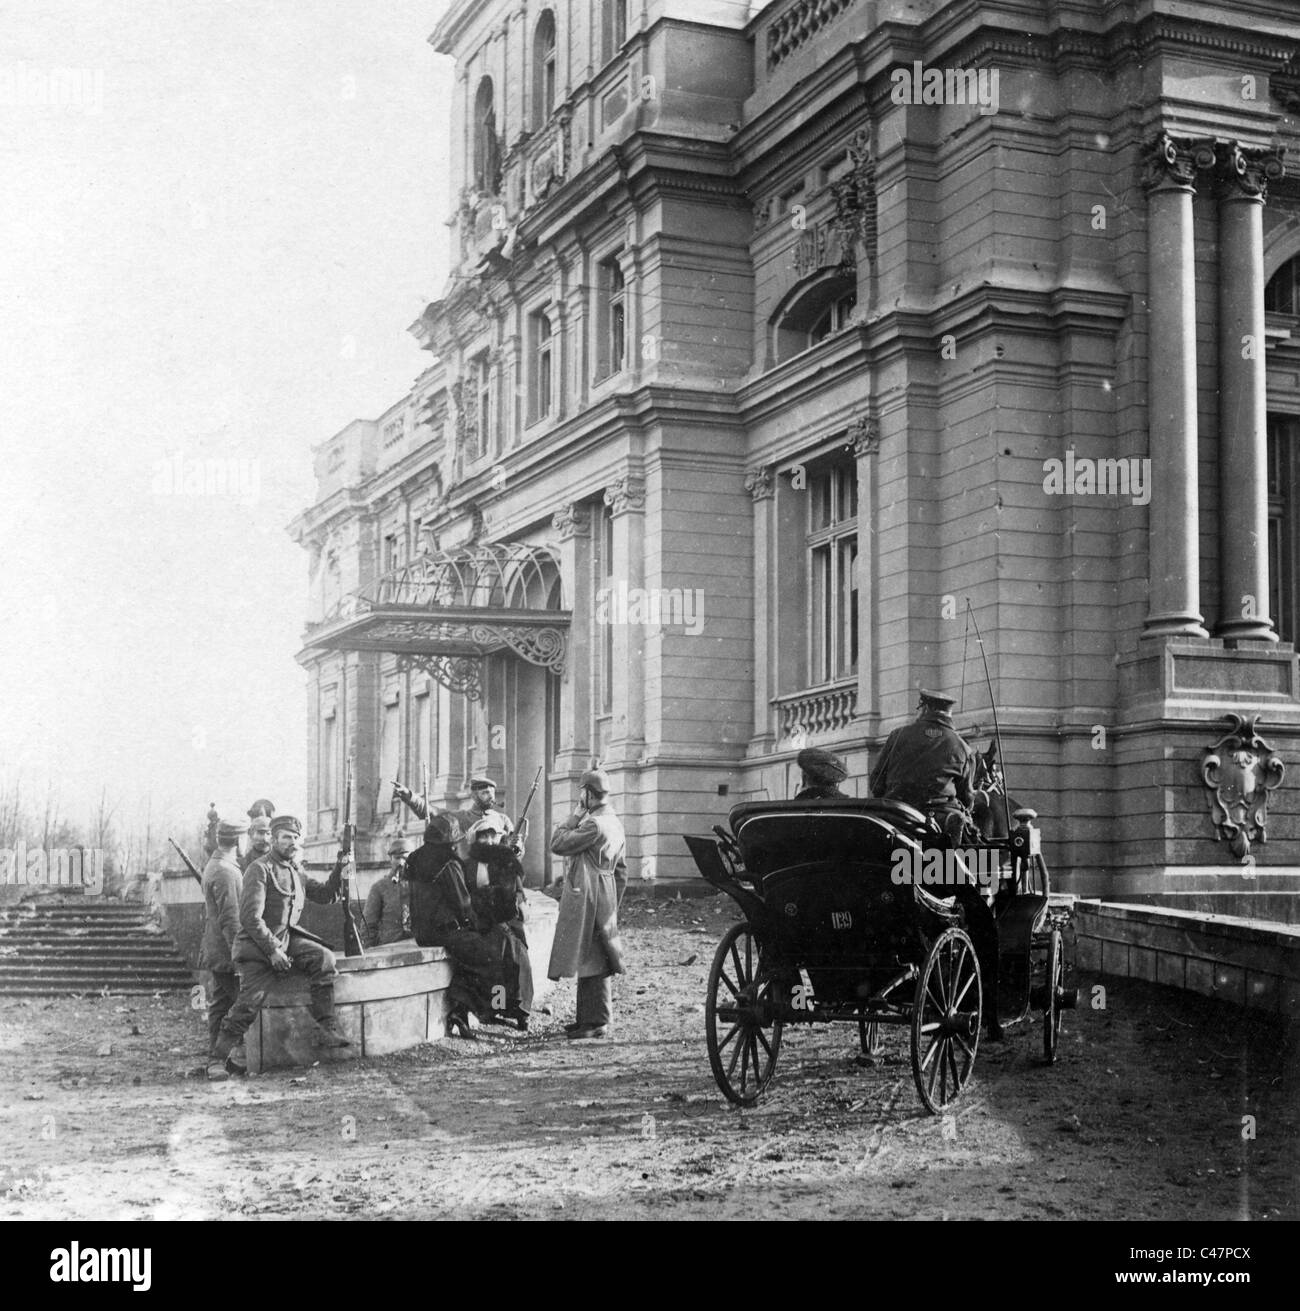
[302,541,568,701]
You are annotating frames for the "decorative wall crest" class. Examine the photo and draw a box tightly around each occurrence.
[744,466,775,501]
[847,417,879,457]
[830,128,876,271]
[1200,713,1285,858]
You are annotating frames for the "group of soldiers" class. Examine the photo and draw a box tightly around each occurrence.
[196,769,629,1078]
[794,688,1004,1041]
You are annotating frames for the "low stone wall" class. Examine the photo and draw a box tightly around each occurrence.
[1075,900,1300,1020]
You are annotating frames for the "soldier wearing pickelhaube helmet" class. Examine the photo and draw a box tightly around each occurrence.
[870,690,1002,1040]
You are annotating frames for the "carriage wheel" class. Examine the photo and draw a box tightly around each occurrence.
[705,922,784,1107]
[910,927,981,1115]
[1043,927,1064,1065]
[858,1017,884,1057]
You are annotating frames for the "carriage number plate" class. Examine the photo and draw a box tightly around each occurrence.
[831,910,853,930]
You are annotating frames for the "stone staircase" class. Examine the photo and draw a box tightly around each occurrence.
[0,898,195,995]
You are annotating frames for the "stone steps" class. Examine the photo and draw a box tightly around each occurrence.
[0,898,194,995]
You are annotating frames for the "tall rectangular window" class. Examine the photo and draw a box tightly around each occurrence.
[382,531,400,574]
[807,460,859,685]
[476,354,492,457]
[529,309,555,424]
[602,0,628,64]
[380,694,400,813]
[1268,415,1296,644]
[597,256,626,381]
[321,708,337,810]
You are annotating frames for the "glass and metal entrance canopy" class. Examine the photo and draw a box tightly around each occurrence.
[302,540,569,700]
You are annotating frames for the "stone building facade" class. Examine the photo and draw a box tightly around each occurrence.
[291,0,1300,918]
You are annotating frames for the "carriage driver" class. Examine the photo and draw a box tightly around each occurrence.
[869,690,1003,1040]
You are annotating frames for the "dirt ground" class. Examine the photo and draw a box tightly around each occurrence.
[1,895,1296,1222]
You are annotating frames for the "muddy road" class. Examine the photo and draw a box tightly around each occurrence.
[1,896,1295,1221]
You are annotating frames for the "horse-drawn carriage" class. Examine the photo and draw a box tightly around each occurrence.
[684,788,1077,1112]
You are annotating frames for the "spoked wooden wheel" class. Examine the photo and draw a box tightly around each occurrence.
[1043,927,1064,1065]
[706,922,784,1106]
[910,927,981,1114]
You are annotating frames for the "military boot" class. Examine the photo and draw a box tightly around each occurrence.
[208,1032,235,1081]
[312,1017,351,1048]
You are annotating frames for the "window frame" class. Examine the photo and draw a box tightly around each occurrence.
[533,11,558,129]
[528,307,556,425]
[805,458,859,686]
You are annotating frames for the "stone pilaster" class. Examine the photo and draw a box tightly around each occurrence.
[552,501,593,774]
[745,465,776,747]
[604,474,647,761]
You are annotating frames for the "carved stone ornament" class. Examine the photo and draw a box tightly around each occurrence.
[744,466,774,501]
[1200,713,1285,859]
[1216,142,1286,201]
[603,474,646,516]
[847,417,879,458]
[830,128,876,270]
[552,502,591,539]
[1142,133,1216,191]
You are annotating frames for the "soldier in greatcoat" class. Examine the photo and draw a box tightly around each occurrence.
[199,820,246,1073]
[207,815,350,1079]
[547,770,627,1040]
[869,690,1002,1039]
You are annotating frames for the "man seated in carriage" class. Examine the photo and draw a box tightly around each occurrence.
[793,748,850,800]
[869,689,1003,1040]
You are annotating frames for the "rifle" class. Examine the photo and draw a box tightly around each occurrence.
[168,837,203,887]
[512,765,544,851]
[339,756,366,957]
[421,762,430,819]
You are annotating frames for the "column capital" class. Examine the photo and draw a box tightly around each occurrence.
[744,465,775,501]
[1215,143,1286,202]
[1142,133,1217,192]
[847,417,880,459]
[551,502,592,539]
[603,474,645,517]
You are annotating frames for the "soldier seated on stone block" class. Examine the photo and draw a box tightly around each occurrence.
[207,814,351,1080]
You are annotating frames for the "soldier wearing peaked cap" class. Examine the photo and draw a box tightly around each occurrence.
[207,814,352,1078]
[548,769,628,1039]
[795,748,849,800]
[869,690,1002,1039]
[363,836,415,947]
[199,820,246,1073]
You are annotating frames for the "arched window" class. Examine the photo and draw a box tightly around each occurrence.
[1266,253,1300,317]
[473,77,501,194]
[772,272,857,364]
[533,11,557,128]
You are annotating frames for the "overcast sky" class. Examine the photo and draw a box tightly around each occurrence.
[0,1,452,833]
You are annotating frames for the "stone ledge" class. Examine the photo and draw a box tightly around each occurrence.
[1075,901,1300,1019]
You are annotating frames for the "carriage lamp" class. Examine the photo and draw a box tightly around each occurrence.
[1010,808,1041,859]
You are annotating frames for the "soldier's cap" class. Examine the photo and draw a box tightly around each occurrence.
[580,769,613,797]
[918,689,957,710]
[424,811,464,846]
[270,815,302,836]
[468,775,498,790]
[796,747,848,784]
[247,798,276,819]
[216,820,247,842]
[248,815,272,833]
[387,836,414,857]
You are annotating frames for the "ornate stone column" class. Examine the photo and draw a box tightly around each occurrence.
[744,465,775,747]
[551,502,592,775]
[604,473,646,761]
[1141,133,1212,639]
[1216,144,1284,642]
